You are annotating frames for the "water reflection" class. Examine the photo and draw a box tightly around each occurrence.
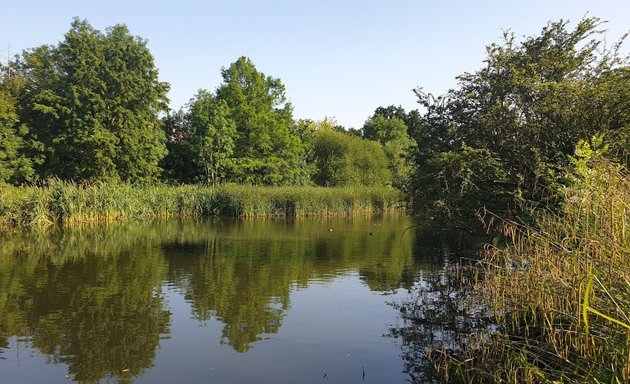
[0,227,170,382]
[0,215,430,382]
[388,228,484,383]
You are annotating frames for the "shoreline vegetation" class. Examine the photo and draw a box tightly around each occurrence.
[1,15,628,384]
[397,156,630,383]
[465,159,629,383]
[0,182,403,228]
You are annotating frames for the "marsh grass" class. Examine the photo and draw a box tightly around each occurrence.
[435,159,630,383]
[0,181,402,227]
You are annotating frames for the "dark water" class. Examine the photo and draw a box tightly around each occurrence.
[0,215,473,383]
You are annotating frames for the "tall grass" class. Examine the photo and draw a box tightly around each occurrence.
[0,181,403,227]
[437,157,630,382]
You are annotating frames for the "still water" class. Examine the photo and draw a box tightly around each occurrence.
[0,215,471,383]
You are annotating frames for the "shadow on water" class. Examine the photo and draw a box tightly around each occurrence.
[1,214,463,383]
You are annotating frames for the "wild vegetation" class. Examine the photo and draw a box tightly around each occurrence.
[393,18,630,384]
[0,20,418,192]
[0,181,401,227]
[0,19,407,225]
[310,119,392,187]
[0,14,629,384]
[402,145,629,384]
[409,18,629,227]
[162,57,312,186]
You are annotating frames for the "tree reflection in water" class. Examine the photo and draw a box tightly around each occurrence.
[0,214,423,382]
[0,235,170,382]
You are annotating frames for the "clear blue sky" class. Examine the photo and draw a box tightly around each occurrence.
[2,1,628,128]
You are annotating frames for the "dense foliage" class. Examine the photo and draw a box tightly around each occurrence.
[14,18,169,182]
[160,92,237,186]
[387,17,630,384]
[3,16,627,219]
[216,57,311,185]
[0,84,34,184]
[162,57,313,186]
[3,20,400,189]
[362,112,416,190]
[410,17,629,223]
[311,119,391,187]
[393,146,630,384]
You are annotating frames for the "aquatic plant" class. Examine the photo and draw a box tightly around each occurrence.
[0,182,402,227]
[439,153,630,382]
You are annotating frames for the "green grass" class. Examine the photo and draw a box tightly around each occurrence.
[0,181,403,227]
[437,159,630,383]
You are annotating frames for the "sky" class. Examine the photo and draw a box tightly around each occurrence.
[1,1,628,129]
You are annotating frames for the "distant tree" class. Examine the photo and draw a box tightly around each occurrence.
[16,18,169,182]
[345,127,363,137]
[363,113,416,190]
[216,57,310,185]
[312,119,391,187]
[293,118,318,179]
[372,105,423,140]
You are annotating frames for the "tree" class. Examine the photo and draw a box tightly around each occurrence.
[363,112,416,190]
[0,95,33,184]
[312,119,391,187]
[0,81,34,184]
[187,91,236,186]
[216,57,310,185]
[16,18,169,182]
[160,109,199,184]
[371,105,424,140]
[410,17,630,223]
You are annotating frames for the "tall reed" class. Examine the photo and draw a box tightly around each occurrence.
[438,157,629,382]
[0,181,403,227]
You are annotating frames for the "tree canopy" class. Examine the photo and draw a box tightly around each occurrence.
[0,80,34,184]
[410,17,630,223]
[311,119,391,187]
[215,57,310,185]
[363,108,417,191]
[14,18,169,182]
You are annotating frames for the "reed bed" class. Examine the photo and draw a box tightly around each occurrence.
[0,181,403,227]
[437,159,630,383]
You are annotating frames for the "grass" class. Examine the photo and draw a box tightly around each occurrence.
[0,181,403,227]
[434,158,630,383]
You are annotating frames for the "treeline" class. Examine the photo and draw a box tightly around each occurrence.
[1,17,628,223]
[0,18,415,191]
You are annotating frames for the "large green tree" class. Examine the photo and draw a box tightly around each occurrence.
[187,90,237,186]
[16,19,169,182]
[370,105,424,140]
[0,81,34,184]
[216,57,310,185]
[411,17,629,223]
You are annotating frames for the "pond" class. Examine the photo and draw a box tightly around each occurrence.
[0,215,475,383]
